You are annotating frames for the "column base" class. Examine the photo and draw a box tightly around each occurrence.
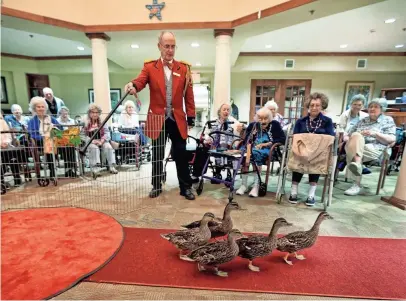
[381,196,406,210]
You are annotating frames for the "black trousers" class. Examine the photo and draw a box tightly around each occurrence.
[1,149,25,183]
[292,171,320,184]
[58,146,76,171]
[152,118,191,191]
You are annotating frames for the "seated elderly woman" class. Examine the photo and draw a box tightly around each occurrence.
[56,106,77,178]
[57,106,76,127]
[81,104,118,176]
[338,94,369,133]
[236,107,285,197]
[191,103,235,183]
[27,97,61,182]
[1,113,26,188]
[344,98,396,196]
[264,100,287,130]
[4,104,30,142]
[337,94,369,172]
[118,100,148,146]
[288,92,335,207]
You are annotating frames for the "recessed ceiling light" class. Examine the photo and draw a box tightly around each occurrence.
[191,42,200,47]
[77,46,85,51]
[395,44,404,48]
[340,44,348,49]
[265,44,272,48]
[195,62,202,67]
[131,44,139,49]
[384,18,396,24]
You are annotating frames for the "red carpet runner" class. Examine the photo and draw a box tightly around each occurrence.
[87,227,406,300]
[1,207,124,300]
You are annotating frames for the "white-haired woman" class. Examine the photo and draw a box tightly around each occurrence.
[192,103,235,184]
[264,100,286,129]
[236,107,285,197]
[57,106,75,127]
[4,104,30,142]
[344,98,396,196]
[81,104,118,176]
[27,97,61,181]
[118,100,147,146]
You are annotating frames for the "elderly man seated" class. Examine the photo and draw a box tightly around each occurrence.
[236,107,285,197]
[191,103,235,184]
[344,98,396,196]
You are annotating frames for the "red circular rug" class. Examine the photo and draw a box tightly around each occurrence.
[1,207,124,300]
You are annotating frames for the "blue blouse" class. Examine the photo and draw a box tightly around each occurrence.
[293,113,335,136]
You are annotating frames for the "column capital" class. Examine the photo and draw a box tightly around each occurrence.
[214,29,234,38]
[85,32,111,41]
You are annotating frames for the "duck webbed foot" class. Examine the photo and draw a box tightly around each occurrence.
[179,250,194,261]
[214,267,228,277]
[283,253,293,265]
[294,252,306,260]
[248,260,260,272]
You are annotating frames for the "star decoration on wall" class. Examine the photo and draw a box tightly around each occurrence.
[146,0,165,21]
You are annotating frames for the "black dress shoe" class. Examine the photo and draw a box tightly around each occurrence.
[149,187,162,198]
[180,188,195,200]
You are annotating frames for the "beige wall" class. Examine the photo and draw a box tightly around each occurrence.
[3,0,289,24]
[2,56,405,124]
[231,71,406,123]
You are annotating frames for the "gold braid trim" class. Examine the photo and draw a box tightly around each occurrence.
[183,64,192,97]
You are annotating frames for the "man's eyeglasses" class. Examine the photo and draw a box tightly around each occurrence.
[160,43,177,50]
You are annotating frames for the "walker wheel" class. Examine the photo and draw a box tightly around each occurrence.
[38,178,50,187]
[277,194,284,204]
[258,183,267,197]
[52,179,58,186]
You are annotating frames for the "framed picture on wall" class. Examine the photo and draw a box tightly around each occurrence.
[1,76,9,104]
[342,81,374,112]
[88,88,122,108]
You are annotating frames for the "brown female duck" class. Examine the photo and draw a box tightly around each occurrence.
[161,212,215,261]
[186,229,244,277]
[181,202,241,238]
[237,218,292,271]
[277,211,333,265]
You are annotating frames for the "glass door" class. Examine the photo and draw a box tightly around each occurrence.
[250,80,277,121]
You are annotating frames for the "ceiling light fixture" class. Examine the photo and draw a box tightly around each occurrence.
[77,46,85,51]
[339,44,348,49]
[195,62,202,67]
[131,44,139,49]
[395,44,404,48]
[384,18,396,24]
[191,42,200,47]
[265,44,272,48]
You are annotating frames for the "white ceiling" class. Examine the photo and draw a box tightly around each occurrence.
[242,0,406,52]
[1,0,404,70]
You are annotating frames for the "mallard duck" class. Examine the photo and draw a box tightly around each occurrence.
[161,212,215,261]
[181,202,241,238]
[186,229,244,277]
[237,218,292,272]
[276,211,333,265]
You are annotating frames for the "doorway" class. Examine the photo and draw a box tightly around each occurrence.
[249,79,312,123]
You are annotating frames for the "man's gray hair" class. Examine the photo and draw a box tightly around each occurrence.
[254,107,273,122]
[158,31,175,44]
[350,94,366,106]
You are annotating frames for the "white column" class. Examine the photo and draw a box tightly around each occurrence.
[212,29,234,119]
[86,33,111,119]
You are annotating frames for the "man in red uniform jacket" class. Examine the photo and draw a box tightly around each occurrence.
[125,31,196,200]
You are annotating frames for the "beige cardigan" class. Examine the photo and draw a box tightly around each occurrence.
[287,133,335,175]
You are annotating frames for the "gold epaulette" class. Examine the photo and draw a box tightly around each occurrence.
[144,59,156,64]
[179,60,191,66]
